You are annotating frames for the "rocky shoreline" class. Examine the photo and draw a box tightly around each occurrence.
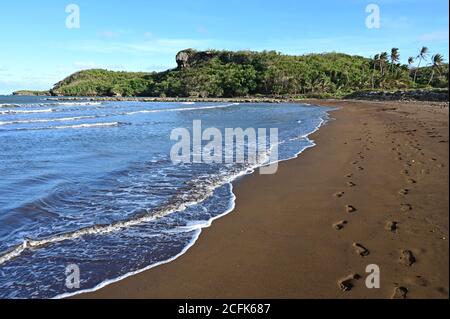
[41,91,449,105]
[44,96,297,104]
[12,88,445,105]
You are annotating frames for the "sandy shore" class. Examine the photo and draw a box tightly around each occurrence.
[78,100,449,299]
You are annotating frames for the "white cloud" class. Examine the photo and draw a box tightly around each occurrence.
[418,30,449,42]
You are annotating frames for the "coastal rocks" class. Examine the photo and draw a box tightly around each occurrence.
[176,49,216,69]
[176,50,194,69]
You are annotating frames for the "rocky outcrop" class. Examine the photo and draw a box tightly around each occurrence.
[175,49,254,69]
[176,49,216,69]
[345,89,449,102]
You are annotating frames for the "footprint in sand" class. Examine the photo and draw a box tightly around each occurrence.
[347,182,356,187]
[391,287,408,299]
[398,189,409,196]
[406,178,416,184]
[400,204,413,212]
[357,166,364,171]
[333,192,345,198]
[399,250,416,266]
[338,274,361,292]
[408,276,429,287]
[386,221,398,232]
[345,173,353,178]
[346,205,357,213]
[333,220,348,230]
[353,243,370,257]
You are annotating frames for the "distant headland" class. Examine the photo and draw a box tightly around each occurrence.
[13,48,449,101]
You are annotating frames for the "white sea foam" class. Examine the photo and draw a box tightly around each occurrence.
[0,102,332,299]
[54,111,332,299]
[0,116,98,126]
[0,109,331,276]
[52,122,120,129]
[40,102,103,107]
[125,103,239,115]
[0,108,53,115]
[0,104,20,108]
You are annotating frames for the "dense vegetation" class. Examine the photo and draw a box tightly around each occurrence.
[13,90,51,96]
[29,48,449,98]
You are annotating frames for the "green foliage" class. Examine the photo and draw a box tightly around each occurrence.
[51,69,156,97]
[13,90,50,96]
[45,50,448,98]
[413,60,448,88]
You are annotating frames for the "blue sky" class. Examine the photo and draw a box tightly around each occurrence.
[0,0,448,94]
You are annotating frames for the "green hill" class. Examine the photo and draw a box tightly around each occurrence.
[20,49,450,98]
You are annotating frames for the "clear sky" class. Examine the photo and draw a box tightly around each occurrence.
[0,0,448,94]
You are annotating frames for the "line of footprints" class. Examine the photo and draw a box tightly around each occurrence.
[334,122,418,299]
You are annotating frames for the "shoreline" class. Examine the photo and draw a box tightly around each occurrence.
[57,104,332,299]
[77,99,448,299]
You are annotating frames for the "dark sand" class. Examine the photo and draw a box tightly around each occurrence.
[78,100,449,299]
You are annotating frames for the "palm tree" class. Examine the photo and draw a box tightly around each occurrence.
[407,57,415,79]
[371,54,380,89]
[390,48,400,72]
[414,46,429,83]
[428,54,444,85]
[379,52,389,76]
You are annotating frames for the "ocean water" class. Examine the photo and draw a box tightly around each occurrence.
[0,96,332,298]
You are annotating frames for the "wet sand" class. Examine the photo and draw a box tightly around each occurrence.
[78,100,449,299]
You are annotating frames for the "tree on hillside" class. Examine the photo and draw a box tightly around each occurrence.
[390,48,400,71]
[414,46,429,83]
[379,52,389,76]
[371,54,380,89]
[428,53,444,85]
